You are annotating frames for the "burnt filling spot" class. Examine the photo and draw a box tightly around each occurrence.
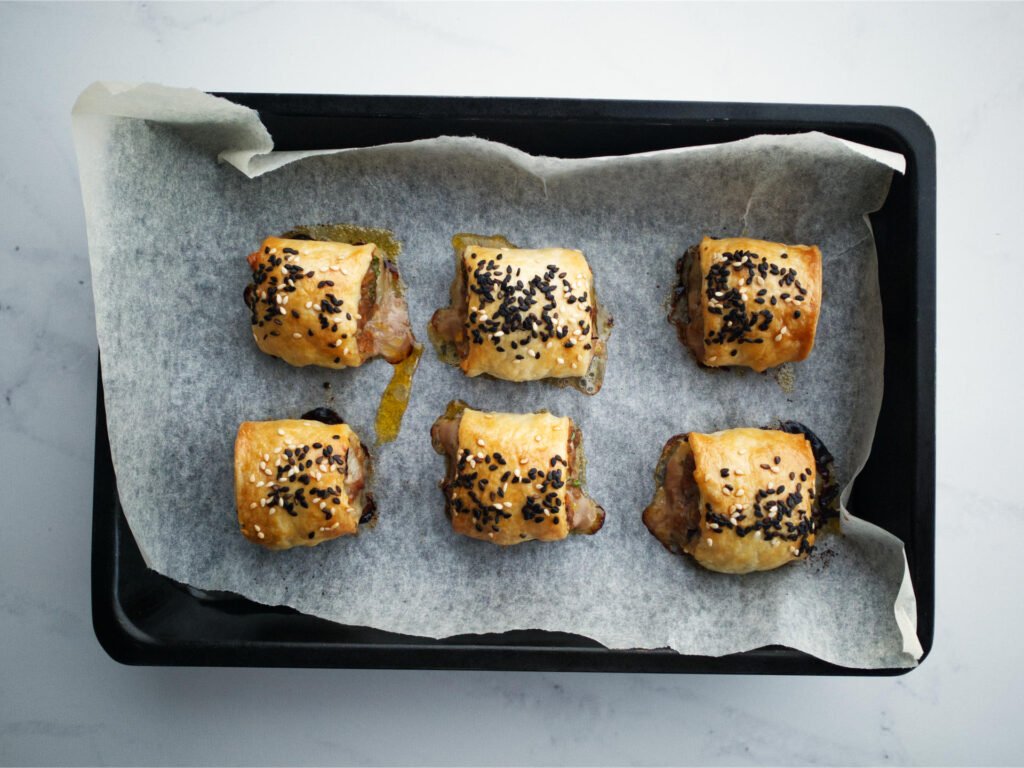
[777,420,840,523]
[359,495,377,525]
[301,407,345,425]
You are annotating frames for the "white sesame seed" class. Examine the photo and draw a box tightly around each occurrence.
[571,362,577,369]
[476,438,485,446]
[493,503,503,511]
[736,488,745,497]
[514,469,521,477]
[279,307,286,315]
[503,502,512,508]
[557,357,565,364]
[254,524,261,531]
[249,474,256,483]
[257,532,265,539]
[340,268,348,276]
[772,538,781,547]
[259,499,266,507]
[277,429,285,435]
[292,332,303,339]
[535,484,543,491]
[534,435,541,442]
[256,481,265,488]
[791,548,800,556]
[262,454,270,461]
[305,301,313,309]
[706,538,713,547]
[707,355,718,362]
[334,339,343,347]
[249,502,257,509]
[488,532,495,538]
[519,457,529,465]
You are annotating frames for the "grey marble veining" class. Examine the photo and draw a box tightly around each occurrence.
[1,2,1022,765]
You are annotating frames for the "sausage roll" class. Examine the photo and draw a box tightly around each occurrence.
[245,234,415,369]
[429,234,610,394]
[235,411,374,550]
[431,401,605,545]
[642,426,830,574]
[670,236,822,372]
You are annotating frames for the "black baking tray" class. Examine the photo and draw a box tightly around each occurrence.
[91,94,935,674]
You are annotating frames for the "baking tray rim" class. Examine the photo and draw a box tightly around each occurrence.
[89,93,936,675]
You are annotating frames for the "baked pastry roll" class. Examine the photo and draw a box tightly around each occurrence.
[642,426,830,574]
[429,234,610,394]
[431,401,605,545]
[235,412,374,550]
[245,234,414,369]
[671,236,822,372]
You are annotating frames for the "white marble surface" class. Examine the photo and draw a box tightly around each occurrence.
[0,2,1020,765]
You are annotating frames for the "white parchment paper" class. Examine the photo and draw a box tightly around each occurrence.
[73,82,922,668]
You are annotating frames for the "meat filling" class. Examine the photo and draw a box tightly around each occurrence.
[642,437,701,553]
[669,246,705,363]
[428,258,469,357]
[358,257,415,364]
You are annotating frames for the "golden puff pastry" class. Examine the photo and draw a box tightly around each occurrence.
[245,235,414,369]
[671,236,822,372]
[235,414,374,550]
[642,427,822,574]
[429,234,610,394]
[430,401,605,545]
